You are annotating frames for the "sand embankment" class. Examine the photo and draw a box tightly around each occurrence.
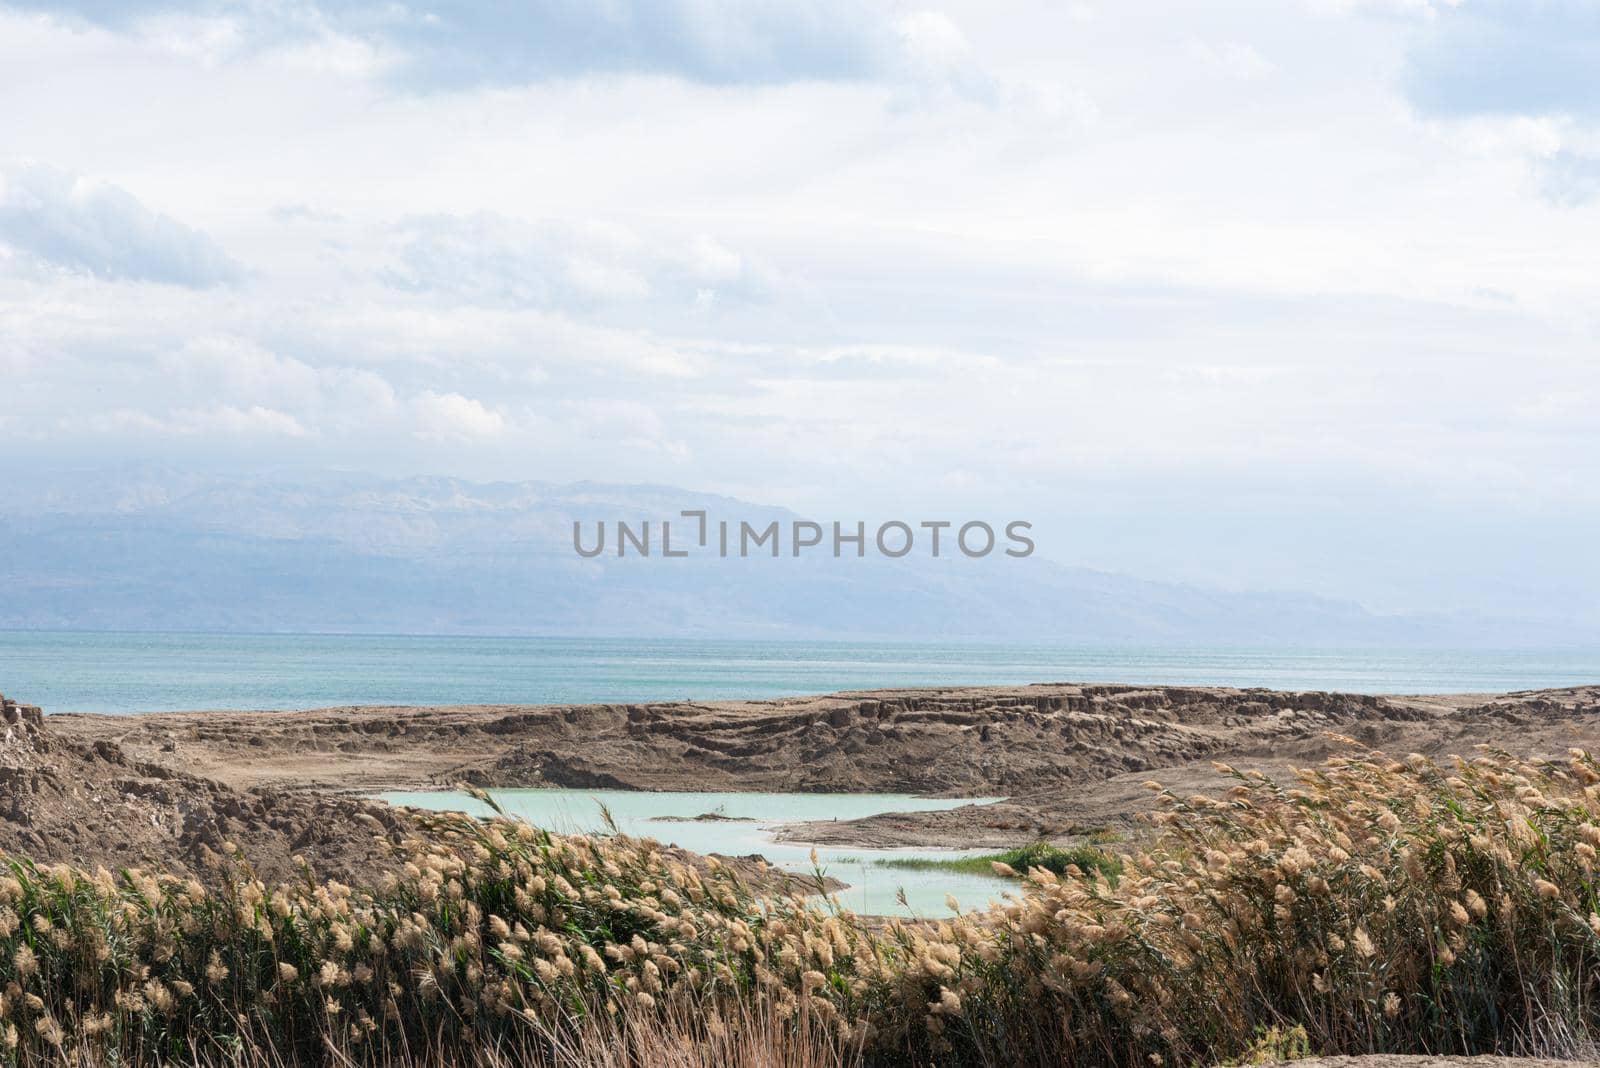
[36,682,1600,859]
[0,692,411,883]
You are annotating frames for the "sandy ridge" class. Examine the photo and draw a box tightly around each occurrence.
[40,682,1600,854]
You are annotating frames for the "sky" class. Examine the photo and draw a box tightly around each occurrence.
[1,0,1598,627]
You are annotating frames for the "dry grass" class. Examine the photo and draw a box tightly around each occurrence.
[5,744,1600,1065]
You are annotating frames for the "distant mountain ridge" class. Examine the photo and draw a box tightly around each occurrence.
[0,467,1580,646]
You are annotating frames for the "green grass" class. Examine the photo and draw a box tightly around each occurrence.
[874,841,1122,882]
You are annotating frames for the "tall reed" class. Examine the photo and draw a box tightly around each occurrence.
[4,747,1600,1065]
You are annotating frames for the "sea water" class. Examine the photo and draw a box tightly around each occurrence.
[379,787,1012,917]
[2,630,1596,714]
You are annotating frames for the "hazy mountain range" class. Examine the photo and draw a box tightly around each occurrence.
[0,467,1583,647]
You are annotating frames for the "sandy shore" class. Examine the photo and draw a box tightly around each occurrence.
[33,682,1600,864]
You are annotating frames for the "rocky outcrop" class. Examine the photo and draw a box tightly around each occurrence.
[0,693,45,753]
[0,691,415,884]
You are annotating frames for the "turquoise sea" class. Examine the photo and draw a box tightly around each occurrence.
[1,631,1596,714]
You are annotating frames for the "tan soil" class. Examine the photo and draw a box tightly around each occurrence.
[42,682,1600,855]
[0,691,840,895]
[1267,1059,1587,1067]
[0,693,413,885]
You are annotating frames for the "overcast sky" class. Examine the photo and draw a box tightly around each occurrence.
[2,0,1598,625]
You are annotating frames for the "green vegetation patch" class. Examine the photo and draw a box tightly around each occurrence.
[876,840,1123,883]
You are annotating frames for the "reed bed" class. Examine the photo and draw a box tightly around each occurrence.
[3,745,1600,1065]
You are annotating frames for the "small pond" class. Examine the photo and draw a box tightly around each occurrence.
[378,788,1014,916]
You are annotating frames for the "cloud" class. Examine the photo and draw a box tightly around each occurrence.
[887,11,995,102]
[1314,0,1461,14]
[0,164,240,287]
[381,213,765,312]
[157,336,400,430]
[1539,149,1600,205]
[175,404,313,437]
[1368,3,1600,207]
[36,333,511,443]
[13,0,973,92]
[269,203,345,225]
[1400,1,1600,119]
[68,404,311,438]
[558,398,688,459]
[410,390,506,440]
[354,0,896,90]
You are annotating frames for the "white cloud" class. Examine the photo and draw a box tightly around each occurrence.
[0,163,240,286]
[64,404,311,438]
[678,235,744,284]
[410,390,506,440]
[1541,149,1600,206]
[1353,1,1600,208]
[894,12,974,72]
[13,0,987,93]
[1311,0,1460,14]
[139,336,403,438]
[175,404,313,437]
[380,214,770,314]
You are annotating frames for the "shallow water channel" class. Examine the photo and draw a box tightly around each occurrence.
[378,788,1012,916]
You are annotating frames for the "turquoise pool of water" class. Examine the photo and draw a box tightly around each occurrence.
[378,788,1013,917]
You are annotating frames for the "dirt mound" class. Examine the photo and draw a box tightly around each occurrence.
[0,692,411,884]
[45,683,1600,853]
[1,692,846,896]
[53,684,1444,795]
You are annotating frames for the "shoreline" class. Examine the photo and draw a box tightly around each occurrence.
[37,682,1600,857]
